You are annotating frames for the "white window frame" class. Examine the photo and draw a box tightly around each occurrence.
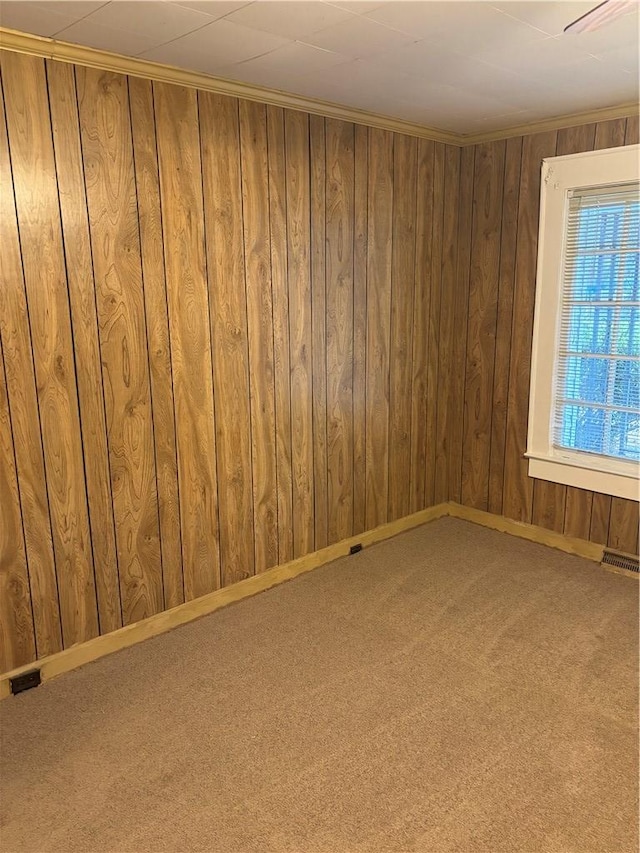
[527,144,640,502]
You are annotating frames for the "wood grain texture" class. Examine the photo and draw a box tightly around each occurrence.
[425,144,445,507]
[461,141,505,510]
[129,76,183,609]
[488,137,522,516]
[285,109,314,557]
[154,81,220,600]
[409,139,434,513]
[352,123,368,536]
[199,91,254,587]
[77,66,163,624]
[47,60,122,634]
[388,135,417,520]
[503,130,557,523]
[434,145,461,505]
[590,494,613,545]
[448,144,474,504]
[326,118,355,543]
[310,114,329,550]
[0,68,62,659]
[625,115,639,145]
[608,499,639,555]
[4,49,636,674]
[0,339,36,671]
[365,128,393,531]
[3,52,99,647]
[267,106,294,566]
[454,118,637,553]
[239,99,279,573]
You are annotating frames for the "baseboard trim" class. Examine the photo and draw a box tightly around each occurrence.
[446,502,607,562]
[3,501,632,699]
[0,503,449,700]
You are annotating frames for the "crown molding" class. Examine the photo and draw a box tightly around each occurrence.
[461,101,639,145]
[0,27,460,145]
[0,27,637,148]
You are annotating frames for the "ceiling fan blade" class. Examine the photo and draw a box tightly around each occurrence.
[564,0,637,33]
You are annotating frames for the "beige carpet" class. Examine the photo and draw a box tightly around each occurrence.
[0,517,637,853]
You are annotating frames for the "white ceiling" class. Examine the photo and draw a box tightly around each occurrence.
[1,0,637,134]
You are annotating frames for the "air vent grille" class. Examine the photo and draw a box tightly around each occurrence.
[602,549,639,574]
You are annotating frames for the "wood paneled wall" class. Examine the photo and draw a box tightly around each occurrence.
[0,51,462,672]
[1,48,636,674]
[450,115,639,556]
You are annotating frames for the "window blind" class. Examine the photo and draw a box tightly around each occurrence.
[554,182,640,462]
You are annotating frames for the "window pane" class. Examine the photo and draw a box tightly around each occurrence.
[614,307,640,356]
[570,252,639,301]
[567,306,613,353]
[559,404,605,453]
[557,404,640,461]
[563,356,608,404]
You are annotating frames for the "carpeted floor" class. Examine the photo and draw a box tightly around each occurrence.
[0,517,638,853]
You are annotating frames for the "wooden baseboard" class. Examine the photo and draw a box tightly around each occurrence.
[0,503,449,700]
[3,500,633,700]
[445,502,607,562]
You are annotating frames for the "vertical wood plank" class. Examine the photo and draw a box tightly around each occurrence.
[4,52,99,647]
[365,128,393,529]
[326,118,355,543]
[594,118,627,149]
[0,68,62,658]
[625,115,639,145]
[503,130,557,523]
[563,487,594,541]
[352,123,368,535]
[590,494,612,545]
[310,114,328,550]
[129,77,184,608]
[488,136,522,516]
[199,92,254,586]
[0,338,36,671]
[285,109,314,557]
[608,498,639,555]
[388,134,417,520]
[425,143,445,506]
[448,144,474,504]
[239,99,279,572]
[409,139,434,512]
[461,141,505,510]
[47,61,122,634]
[434,145,460,504]
[267,105,294,565]
[154,81,220,600]
[77,67,163,624]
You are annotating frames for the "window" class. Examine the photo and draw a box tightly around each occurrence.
[527,145,640,501]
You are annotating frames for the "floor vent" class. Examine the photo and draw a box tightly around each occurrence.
[601,549,639,574]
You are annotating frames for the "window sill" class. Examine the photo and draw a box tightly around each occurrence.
[527,455,639,500]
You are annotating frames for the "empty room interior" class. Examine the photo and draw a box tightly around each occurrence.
[0,0,639,850]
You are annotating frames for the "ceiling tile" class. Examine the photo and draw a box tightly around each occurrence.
[596,43,639,76]
[471,32,594,75]
[170,1,251,17]
[218,40,348,89]
[368,1,547,49]
[140,18,291,71]
[223,1,353,39]
[81,1,213,43]
[0,1,87,37]
[306,13,415,58]
[325,2,385,13]
[493,2,606,37]
[55,18,162,54]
